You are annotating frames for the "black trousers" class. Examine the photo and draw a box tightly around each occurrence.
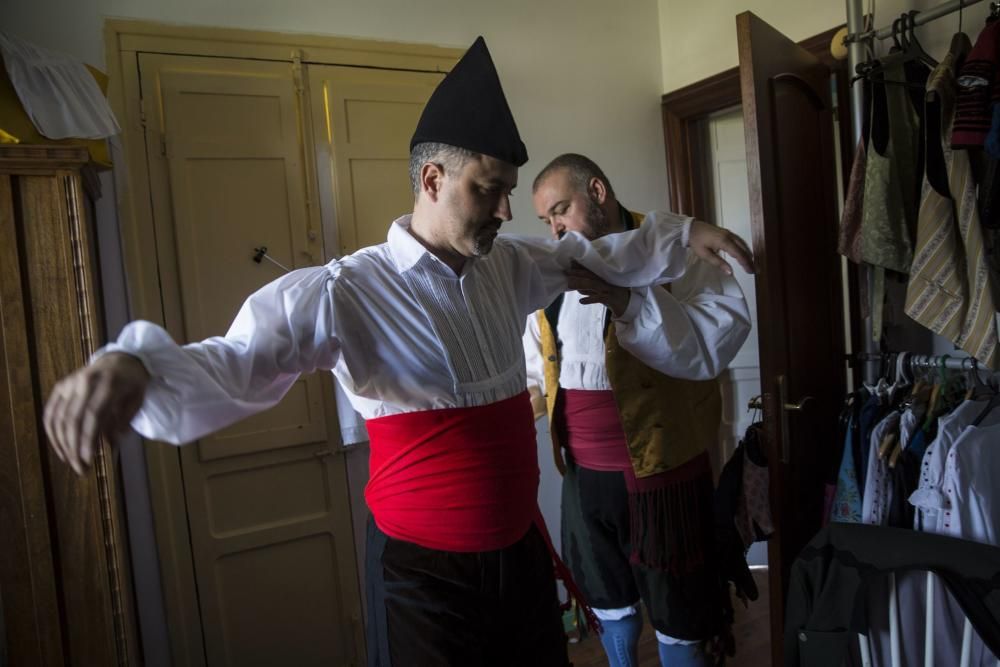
[561,460,726,640]
[365,518,569,667]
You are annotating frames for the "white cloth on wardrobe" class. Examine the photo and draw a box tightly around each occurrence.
[861,410,901,526]
[99,213,693,445]
[523,251,751,392]
[0,31,120,139]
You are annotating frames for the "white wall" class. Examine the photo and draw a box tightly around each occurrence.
[659,0,993,93]
[7,0,669,230]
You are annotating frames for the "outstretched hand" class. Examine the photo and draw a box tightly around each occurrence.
[43,352,150,475]
[687,220,754,276]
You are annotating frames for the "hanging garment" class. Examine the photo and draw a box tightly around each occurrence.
[838,78,871,265]
[860,62,923,275]
[840,139,868,264]
[938,421,1000,545]
[910,399,999,531]
[936,418,1000,667]
[784,523,1000,667]
[856,392,887,497]
[953,21,1000,147]
[906,46,1000,369]
[714,423,770,605]
[861,410,901,526]
[830,411,863,523]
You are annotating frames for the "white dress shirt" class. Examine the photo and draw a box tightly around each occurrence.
[909,400,999,531]
[101,213,692,445]
[938,421,1000,545]
[861,411,901,526]
[523,243,751,393]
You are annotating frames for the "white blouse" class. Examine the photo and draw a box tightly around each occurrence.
[101,213,692,445]
[937,420,1000,545]
[523,241,751,392]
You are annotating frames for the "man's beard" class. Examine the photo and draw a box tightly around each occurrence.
[556,195,612,241]
[472,220,501,256]
[583,195,613,240]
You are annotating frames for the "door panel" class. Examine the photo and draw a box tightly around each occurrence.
[737,13,846,665]
[139,53,362,666]
[308,65,443,255]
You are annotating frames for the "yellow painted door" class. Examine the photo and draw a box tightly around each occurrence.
[308,65,444,256]
[138,53,363,666]
[305,64,443,591]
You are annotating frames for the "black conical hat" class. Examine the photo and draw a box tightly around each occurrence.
[410,36,528,167]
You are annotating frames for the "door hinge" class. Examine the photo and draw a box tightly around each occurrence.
[139,96,147,128]
[291,50,305,97]
[159,132,166,157]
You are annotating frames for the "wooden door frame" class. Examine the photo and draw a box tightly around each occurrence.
[662,26,853,219]
[103,21,460,666]
[661,23,856,665]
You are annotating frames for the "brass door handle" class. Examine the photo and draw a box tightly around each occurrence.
[783,396,814,411]
[777,375,815,463]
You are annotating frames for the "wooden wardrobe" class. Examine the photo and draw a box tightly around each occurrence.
[0,144,135,666]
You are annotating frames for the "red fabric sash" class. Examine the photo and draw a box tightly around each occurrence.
[365,391,539,552]
[560,389,632,471]
[364,391,602,634]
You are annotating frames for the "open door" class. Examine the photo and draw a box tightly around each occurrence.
[737,12,846,665]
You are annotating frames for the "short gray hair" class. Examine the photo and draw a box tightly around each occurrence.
[532,153,615,198]
[409,142,477,193]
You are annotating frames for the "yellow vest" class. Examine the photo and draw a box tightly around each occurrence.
[539,212,721,478]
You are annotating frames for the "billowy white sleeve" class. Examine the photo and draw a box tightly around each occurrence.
[612,256,750,380]
[505,211,692,315]
[96,265,341,445]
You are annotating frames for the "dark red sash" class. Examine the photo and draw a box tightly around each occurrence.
[561,388,632,471]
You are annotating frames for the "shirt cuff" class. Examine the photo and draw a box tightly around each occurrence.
[91,342,156,378]
[614,288,645,323]
[680,218,693,248]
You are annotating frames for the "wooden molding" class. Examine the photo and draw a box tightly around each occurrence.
[661,25,849,217]
[0,145,90,172]
[106,19,462,72]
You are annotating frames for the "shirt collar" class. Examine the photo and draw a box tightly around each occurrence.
[387,214,474,276]
[387,215,435,273]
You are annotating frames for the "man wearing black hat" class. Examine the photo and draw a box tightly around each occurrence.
[43,37,754,666]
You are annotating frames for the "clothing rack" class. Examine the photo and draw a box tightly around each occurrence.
[845,0,988,387]
[850,351,999,667]
[857,351,985,372]
[845,0,987,44]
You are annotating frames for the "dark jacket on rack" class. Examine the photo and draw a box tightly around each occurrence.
[785,523,1000,667]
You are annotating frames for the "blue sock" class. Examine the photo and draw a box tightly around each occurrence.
[657,640,710,667]
[597,612,642,667]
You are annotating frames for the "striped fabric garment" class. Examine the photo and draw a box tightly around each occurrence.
[906,51,999,368]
